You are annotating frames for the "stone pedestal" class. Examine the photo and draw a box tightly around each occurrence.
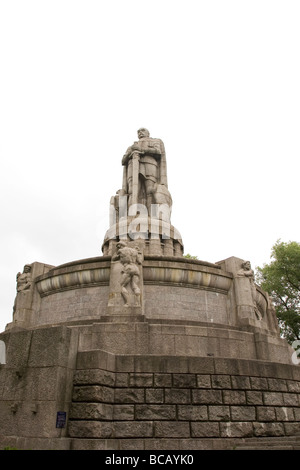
[102,217,184,258]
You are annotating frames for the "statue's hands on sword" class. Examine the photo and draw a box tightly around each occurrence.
[122,146,144,165]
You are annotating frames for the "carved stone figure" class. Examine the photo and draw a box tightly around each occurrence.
[16,265,32,292]
[121,128,172,213]
[236,260,262,320]
[112,242,143,306]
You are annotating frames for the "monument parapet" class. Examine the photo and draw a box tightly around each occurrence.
[0,129,299,450]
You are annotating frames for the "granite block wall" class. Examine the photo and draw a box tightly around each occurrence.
[68,353,300,450]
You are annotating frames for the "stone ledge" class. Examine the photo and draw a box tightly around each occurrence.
[75,351,300,380]
[69,435,300,450]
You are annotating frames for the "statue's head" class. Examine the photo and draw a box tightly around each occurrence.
[242,260,251,270]
[23,264,31,273]
[137,128,150,139]
[116,241,127,249]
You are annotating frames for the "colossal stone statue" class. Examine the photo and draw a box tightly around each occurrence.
[103,128,183,257]
[121,128,172,213]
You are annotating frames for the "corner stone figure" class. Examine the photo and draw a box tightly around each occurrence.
[236,260,262,320]
[13,264,33,321]
[121,128,172,213]
[112,242,143,306]
[16,265,32,292]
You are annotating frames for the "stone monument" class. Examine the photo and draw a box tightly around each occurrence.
[0,129,300,450]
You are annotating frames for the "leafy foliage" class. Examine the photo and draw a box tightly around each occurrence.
[184,254,198,259]
[256,240,300,344]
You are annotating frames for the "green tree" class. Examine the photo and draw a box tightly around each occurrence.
[256,240,300,344]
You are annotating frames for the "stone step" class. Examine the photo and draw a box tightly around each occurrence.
[69,436,300,451]
[235,436,300,450]
[237,445,294,450]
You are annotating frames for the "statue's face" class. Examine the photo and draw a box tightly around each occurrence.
[137,128,149,139]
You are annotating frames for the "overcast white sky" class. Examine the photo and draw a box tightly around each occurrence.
[0,0,299,332]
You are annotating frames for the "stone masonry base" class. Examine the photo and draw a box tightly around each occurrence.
[68,351,300,450]
[1,327,300,450]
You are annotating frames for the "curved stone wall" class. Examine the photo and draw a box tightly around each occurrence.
[36,257,111,298]
[34,256,233,328]
[143,257,232,293]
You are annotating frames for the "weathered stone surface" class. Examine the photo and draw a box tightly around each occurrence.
[283,393,299,406]
[71,438,119,450]
[275,406,295,422]
[135,404,176,420]
[191,422,220,437]
[196,375,211,388]
[256,406,276,422]
[263,392,284,406]
[119,439,145,450]
[145,388,164,403]
[69,402,113,420]
[68,420,113,438]
[113,404,135,420]
[114,421,153,438]
[72,385,113,403]
[154,373,172,387]
[267,378,288,392]
[230,406,256,421]
[211,375,231,389]
[284,423,300,436]
[114,388,145,403]
[231,376,250,390]
[73,369,115,386]
[192,390,223,404]
[154,421,190,438]
[173,373,196,388]
[253,422,285,437]
[129,373,153,387]
[165,388,191,404]
[287,380,300,393]
[115,373,129,387]
[208,405,230,421]
[223,390,246,405]
[250,377,268,390]
[177,405,208,421]
[246,391,263,405]
[220,422,253,438]
[293,407,300,421]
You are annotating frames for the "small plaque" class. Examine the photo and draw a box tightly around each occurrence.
[56,411,66,428]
